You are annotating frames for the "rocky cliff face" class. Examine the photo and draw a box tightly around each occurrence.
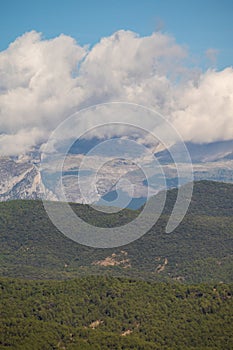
[0,157,51,201]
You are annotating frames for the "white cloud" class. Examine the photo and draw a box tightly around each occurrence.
[0,31,87,136]
[0,30,232,156]
[173,68,233,143]
[0,127,45,155]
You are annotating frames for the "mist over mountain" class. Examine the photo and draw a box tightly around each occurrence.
[0,30,232,207]
[1,137,233,206]
[155,139,233,164]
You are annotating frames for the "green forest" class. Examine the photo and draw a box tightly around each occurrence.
[0,181,233,349]
[0,276,233,349]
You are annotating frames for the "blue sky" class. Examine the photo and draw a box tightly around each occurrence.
[0,0,232,69]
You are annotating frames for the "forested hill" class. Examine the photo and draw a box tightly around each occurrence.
[0,181,233,283]
[164,180,233,217]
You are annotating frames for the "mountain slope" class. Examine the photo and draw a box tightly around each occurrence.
[0,157,41,201]
[0,181,233,283]
[155,140,233,163]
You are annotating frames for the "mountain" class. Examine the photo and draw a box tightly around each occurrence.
[0,157,42,201]
[1,138,233,207]
[0,156,57,202]
[0,181,233,283]
[155,139,233,164]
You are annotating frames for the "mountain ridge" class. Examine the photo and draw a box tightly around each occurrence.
[1,139,233,205]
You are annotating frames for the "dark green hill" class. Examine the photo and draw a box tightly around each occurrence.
[163,180,233,217]
[0,181,233,283]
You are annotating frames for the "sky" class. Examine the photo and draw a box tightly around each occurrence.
[1,0,233,69]
[0,0,233,156]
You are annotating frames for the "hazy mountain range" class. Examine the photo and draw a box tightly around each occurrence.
[1,139,233,208]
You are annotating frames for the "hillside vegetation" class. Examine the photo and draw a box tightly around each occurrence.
[1,181,233,349]
[0,181,233,283]
[0,276,232,350]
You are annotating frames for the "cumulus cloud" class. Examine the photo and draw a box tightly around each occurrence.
[0,127,44,155]
[0,31,87,135]
[0,30,232,156]
[173,68,233,143]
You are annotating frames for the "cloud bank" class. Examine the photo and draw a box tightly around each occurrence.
[0,30,232,156]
